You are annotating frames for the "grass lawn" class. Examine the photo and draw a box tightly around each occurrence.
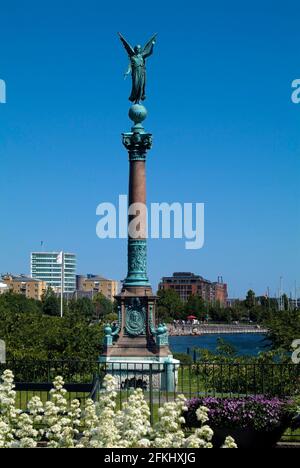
[282,428,300,442]
[15,391,90,410]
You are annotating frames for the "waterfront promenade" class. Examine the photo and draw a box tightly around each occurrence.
[168,324,268,336]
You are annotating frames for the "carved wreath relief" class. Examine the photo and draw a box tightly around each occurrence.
[125,298,146,336]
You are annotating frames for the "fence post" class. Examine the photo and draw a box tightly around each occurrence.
[149,364,154,426]
[261,364,265,395]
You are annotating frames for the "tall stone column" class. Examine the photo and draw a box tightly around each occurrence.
[122,104,152,292]
[102,103,172,358]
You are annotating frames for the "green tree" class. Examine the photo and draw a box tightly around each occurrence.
[282,294,289,311]
[93,293,113,320]
[209,305,235,323]
[157,289,184,321]
[216,338,237,358]
[265,309,300,351]
[245,290,256,309]
[41,287,60,317]
[68,297,94,320]
[185,295,207,321]
[0,293,104,361]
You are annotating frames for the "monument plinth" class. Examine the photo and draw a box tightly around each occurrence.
[100,35,179,391]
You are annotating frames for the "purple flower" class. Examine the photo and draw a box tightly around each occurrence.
[185,396,291,431]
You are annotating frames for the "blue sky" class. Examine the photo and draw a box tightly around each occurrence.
[0,0,299,298]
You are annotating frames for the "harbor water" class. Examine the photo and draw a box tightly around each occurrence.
[169,333,270,357]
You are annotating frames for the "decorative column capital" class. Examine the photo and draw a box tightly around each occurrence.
[122,132,153,161]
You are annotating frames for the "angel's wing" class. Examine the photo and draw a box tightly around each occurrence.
[143,34,157,57]
[118,32,135,57]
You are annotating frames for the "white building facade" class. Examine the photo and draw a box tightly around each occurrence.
[31,252,77,293]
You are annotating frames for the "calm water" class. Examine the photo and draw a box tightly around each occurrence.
[169,333,270,357]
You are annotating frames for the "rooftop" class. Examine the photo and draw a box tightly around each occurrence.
[77,274,117,282]
[31,252,76,256]
[2,274,44,283]
[161,272,208,282]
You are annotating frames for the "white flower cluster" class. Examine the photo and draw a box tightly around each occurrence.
[222,436,238,449]
[80,374,121,448]
[43,376,81,448]
[0,370,237,449]
[0,372,81,448]
[152,395,188,448]
[0,370,38,448]
[115,388,151,447]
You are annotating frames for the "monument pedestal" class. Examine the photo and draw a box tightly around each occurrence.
[101,289,179,391]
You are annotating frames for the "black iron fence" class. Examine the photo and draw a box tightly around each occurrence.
[1,359,299,404]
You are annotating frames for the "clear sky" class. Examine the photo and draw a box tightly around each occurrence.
[0,0,299,298]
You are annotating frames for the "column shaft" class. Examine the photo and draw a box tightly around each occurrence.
[128,160,147,240]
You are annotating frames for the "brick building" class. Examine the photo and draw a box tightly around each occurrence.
[76,275,119,302]
[2,274,47,301]
[159,272,228,306]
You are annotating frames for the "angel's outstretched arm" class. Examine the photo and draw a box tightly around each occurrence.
[143,34,157,58]
[124,63,132,79]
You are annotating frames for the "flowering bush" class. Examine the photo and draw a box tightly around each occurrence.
[185,396,292,432]
[0,370,39,448]
[0,370,236,448]
[287,395,300,431]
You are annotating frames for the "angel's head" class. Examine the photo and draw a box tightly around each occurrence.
[134,44,142,54]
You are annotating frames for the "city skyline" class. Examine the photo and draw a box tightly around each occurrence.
[1,248,298,300]
[0,1,299,298]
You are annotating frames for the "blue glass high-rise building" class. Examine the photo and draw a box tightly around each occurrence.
[31,252,76,293]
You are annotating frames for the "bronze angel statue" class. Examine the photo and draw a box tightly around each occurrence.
[118,33,157,104]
